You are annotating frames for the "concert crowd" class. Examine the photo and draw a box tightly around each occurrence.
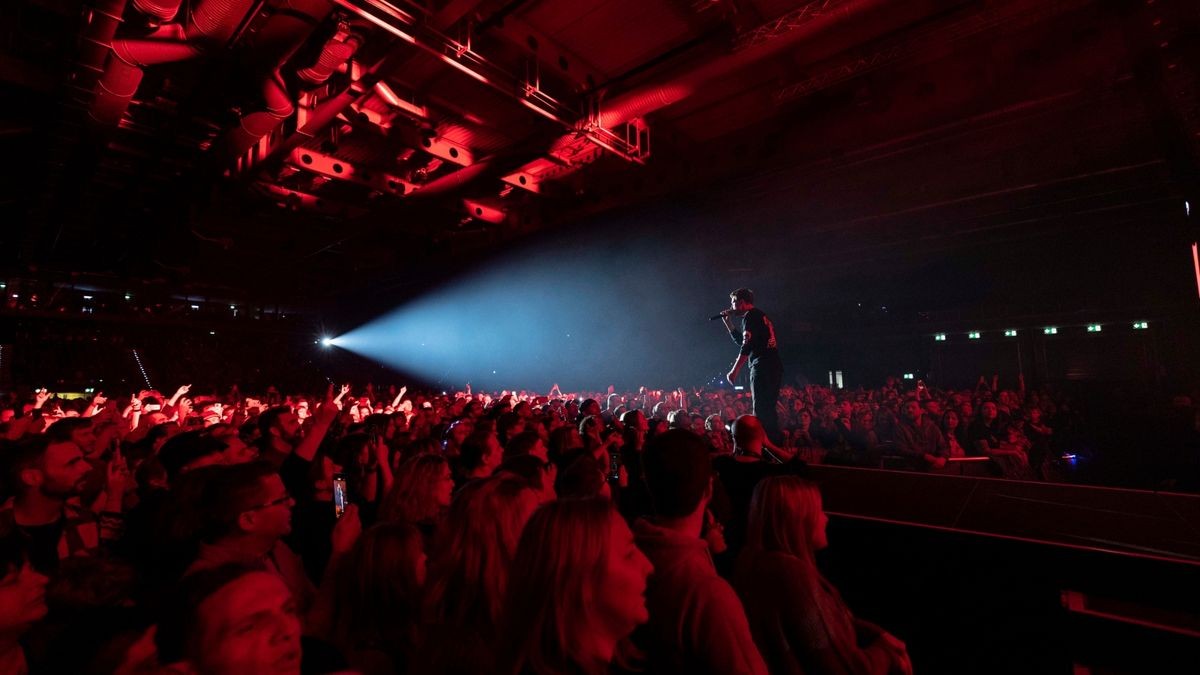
[0,373,1194,674]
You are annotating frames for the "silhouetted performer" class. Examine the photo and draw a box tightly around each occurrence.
[721,288,783,444]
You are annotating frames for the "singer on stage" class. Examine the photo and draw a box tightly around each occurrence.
[719,288,783,444]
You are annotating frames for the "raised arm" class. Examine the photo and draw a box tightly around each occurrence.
[293,384,340,462]
[390,385,408,410]
[84,392,108,418]
[167,384,191,408]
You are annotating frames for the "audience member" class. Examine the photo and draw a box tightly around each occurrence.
[632,428,768,674]
[893,399,949,470]
[420,474,539,674]
[332,523,425,674]
[380,453,454,546]
[0,369,1143,674]
[735,476,912,675]
[496,498,653,675]
[155,565,310,675]
[0,436,126,574]
[713,415,802,560]
[0,531,48,674]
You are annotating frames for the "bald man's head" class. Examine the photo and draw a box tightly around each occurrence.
[732,414,764,452]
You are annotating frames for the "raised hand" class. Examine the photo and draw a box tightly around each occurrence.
[316,385,340,422]
[372,433,389,466]
[331,504,362,554]
[106,448,131,500]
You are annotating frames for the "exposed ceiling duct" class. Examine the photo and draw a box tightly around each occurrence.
[89,0,260,126]
[216,0,339,158]
[6,0,1184,310]
[131,0,184,23]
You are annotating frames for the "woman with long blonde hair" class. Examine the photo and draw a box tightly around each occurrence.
[496,498,653,675]
[378,453,454,547]
[734,477,912,675]
[417,474,541,674]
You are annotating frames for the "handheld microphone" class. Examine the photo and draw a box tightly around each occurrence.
[709,313,727,321]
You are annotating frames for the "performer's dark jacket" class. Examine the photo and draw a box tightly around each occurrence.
[728,308,780,367]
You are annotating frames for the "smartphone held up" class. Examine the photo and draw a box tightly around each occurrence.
[332,473,348,519]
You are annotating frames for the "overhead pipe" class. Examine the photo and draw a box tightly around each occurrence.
[219,0,337,158]
[253,44,412,169]
[223,71,297,157]
[296,28,363,86]
[78,0,132,77]
[89,0,258,126]
[251,0,487,169]
[131,0,184,23]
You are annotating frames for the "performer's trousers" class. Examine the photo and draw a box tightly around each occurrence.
[750,355,783,445]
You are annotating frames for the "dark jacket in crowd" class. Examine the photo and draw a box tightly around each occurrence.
[892,417,948,468]
[631,518,768,675]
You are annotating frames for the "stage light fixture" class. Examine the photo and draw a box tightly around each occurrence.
[321,337,335,347]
